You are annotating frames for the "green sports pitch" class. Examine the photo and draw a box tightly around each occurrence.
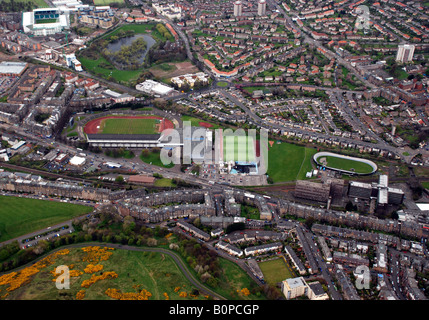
[223,135,256,162]
[99,117,160,135]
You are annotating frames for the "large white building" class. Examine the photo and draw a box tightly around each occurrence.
[135,79,174,97]
[396,44,415,63]
[22,8,70,36]
[257,0,266,16]
[281,277,329,300]
[233,1,243,17]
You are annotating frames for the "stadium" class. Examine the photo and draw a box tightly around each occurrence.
[82,112,211,164]
[83,114,175,148]
[22,8,70,36]
[313,151,377,176]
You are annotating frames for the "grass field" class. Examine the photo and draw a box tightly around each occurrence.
[140,149,175,168]
[0,247,207,300]
[3,0,49,9]
[181,115,220,129]
[316,155,374,174]
[215,258,267,300]
[100,118,159,135]
[258,257,296,286]
[266,142,317,183]
[0,245,267,300]
[0,196,93,242]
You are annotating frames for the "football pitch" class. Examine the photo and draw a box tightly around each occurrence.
[100,118,160,135]
[223,135,256,162]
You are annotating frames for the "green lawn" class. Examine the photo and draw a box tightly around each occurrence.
[316,155,374,174]
[217,81,229,87]
[79,56,142,83]
[258,257,296,286]
[140,149,175,168]
[266,142,317,183]
[181,115,220,129]
[100,118,159,135]
[154,178,177,187]
[0,196,93,242]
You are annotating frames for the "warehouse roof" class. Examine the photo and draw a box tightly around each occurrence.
[0,62,28,75]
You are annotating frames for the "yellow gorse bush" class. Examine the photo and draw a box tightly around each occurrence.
[0,249,70,293]
[81,246,114,263]
[105,288,152,300]
[81,271,118,288]
[76,290,85,300]
[84,264,104,274]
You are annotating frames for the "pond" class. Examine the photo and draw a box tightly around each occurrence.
[106,34,156,63]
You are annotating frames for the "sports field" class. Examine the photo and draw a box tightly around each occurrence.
[84,115,174,135]
[223,135,256,162]
[266,142,317,183]
[315,155,375,174]
[101,118,159,135]
[0,196,93,242]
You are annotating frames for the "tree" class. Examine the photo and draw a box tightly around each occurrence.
[123,216,136,235]
[115,175,124,183]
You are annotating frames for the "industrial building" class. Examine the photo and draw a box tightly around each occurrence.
[0,62,28,77]
[135,80,175,97]
[294,180,331,202]
[347,175,404,206]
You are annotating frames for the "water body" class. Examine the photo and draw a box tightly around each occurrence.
[107,34,156,63]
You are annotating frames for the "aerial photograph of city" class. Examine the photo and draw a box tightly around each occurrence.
[0,0,428,312]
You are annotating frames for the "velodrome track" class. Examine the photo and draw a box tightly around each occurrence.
[313,151,378,175]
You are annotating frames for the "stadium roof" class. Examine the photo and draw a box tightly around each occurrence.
[86,133,161,141]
